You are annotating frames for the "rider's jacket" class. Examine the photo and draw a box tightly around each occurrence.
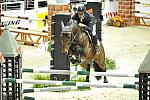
[71,12,95,34]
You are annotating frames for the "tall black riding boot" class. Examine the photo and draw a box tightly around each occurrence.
[92,35,98,52]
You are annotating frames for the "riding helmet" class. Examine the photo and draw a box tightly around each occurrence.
[77,6,86,13]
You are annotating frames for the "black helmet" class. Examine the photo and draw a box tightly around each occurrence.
[77,6,86,13]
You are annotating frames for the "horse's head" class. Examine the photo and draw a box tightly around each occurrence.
[60,20,90,63]
[60,20,82,54]
[60,21,73,54]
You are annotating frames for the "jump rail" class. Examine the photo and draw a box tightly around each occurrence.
[3,78,138,90]
[1,26,48,33]
[0,14,46,22]
[22,68,139,78]
[23,86,90,93]
[134,2,150,26]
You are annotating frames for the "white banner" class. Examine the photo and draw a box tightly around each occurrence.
[102,2,118,24]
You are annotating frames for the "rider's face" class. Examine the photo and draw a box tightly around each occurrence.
[78,12,84,18]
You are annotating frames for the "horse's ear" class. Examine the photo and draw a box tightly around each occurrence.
[61,21,65,28]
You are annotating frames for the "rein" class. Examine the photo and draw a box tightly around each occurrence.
[70,27,81,44]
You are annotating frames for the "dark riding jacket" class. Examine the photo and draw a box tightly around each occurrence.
[71,12,95,34]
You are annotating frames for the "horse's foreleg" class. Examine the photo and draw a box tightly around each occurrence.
[80,62,90,82]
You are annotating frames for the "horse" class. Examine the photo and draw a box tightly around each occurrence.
[60,20,108,83]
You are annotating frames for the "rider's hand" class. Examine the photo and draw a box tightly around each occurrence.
[79,23,86,27]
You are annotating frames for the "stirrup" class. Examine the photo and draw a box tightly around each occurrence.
[95,46,99,52]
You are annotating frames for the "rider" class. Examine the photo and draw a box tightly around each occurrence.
[71,6,98,50]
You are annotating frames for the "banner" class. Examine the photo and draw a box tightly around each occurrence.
[102,2,118,24]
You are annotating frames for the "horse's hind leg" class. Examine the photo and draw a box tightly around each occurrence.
[85,65,90,82]
[93,61,102,80]
[103,68,108,83]
[93,62,108,83]
[95,42,108,83]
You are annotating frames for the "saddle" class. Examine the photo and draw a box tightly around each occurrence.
[84,30,99,53]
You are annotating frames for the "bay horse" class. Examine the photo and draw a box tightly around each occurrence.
[60,20,108,83]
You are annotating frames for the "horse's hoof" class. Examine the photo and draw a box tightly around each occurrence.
[95,76,102,81]
[86,80,90,82]
[85,79,90,82]
[70,58,77,64]
[104,79,108,83]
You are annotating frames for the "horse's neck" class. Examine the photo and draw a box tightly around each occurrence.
[78,32,91,47]
[71,24,91,48]
[79,32,86,40]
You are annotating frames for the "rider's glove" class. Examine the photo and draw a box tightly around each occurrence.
[79,23,86,27]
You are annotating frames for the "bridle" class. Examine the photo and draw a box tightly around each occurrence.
[61,24,82,46]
